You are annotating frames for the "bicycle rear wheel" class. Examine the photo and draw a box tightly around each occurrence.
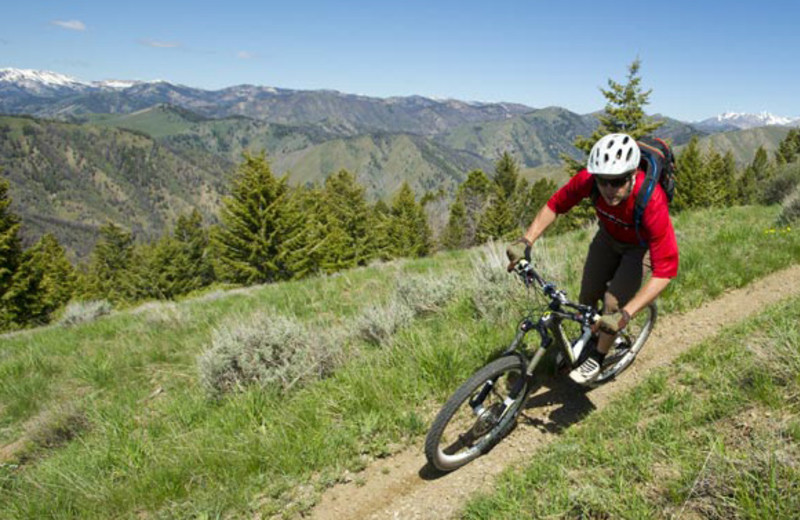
[424,356,528,472]
[593,301,657,385]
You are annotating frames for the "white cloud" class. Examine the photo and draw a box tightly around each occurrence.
[52,20,86,31]
[139,39,181,49]
[236,51,256,60]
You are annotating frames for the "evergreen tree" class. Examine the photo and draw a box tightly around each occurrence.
[493,152,520,200]
[477,186,516,242]
[387,183,431,258]
[673,136,705,211]
[775,129,800,165]
[136,210,215,300]
[213,152,292,284]
[0,179,22,328]
[738,147,772,204]
[703,148,732,208]
[448,169,493,248]
[512,177,557,232]
[3,234,75,328]
[563,59,664,174]
[280,184,327,278]
[173,209,215,289]
[370,199,393,260]
[717,150,738,206]
[441,198,467,250]
[84,222,135,303]
[319,170,375,269]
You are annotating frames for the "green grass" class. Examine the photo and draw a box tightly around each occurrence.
[0,205,799,518]
[462,291,800,519]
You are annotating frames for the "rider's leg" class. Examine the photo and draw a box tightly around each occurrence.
[579,229,621,308]
[598,246,648,354]
[570,230,621,383]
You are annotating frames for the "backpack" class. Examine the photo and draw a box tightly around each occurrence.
[633,136,676,245]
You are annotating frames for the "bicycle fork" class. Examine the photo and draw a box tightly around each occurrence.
[467,318,545,419]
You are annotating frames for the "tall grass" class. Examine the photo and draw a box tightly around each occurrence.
[0,206,798,518]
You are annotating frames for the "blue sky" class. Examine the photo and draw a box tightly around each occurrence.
[2,0,798,122]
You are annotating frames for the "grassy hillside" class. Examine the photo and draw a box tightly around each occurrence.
[1,205,798,518]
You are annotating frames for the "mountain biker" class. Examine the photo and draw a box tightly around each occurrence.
[506,133,679,384]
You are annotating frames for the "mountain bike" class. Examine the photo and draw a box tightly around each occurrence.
[424,260,656,472]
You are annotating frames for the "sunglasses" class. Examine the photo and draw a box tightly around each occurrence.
[595,174,632,188]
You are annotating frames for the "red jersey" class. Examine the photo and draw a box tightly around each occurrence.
[546,169,679,278]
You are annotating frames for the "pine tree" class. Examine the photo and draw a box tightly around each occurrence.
[476,189,516,242]
[138,210,215,300]
[370,200,393,261]
[387,183,432,258]
[319,170,375,269]
[448,169,493,248]
[738,147,772,205]
[442,198,467,250]
[84,222,135,303]
[673,136,705,211]
[280,184,327,278]
[563,59,664,175]
[5,234,76,326]
[213,152,292,284]
[493,152,520,200]
[173,209,215,290]
[0,179,22,328]
[510,177,557,232]
[717,150,738,206]
[775,129,800,165]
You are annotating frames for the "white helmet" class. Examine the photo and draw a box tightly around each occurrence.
[587,133,641,176]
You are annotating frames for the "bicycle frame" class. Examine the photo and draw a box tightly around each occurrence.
[500,301,596,380]
[472,261,599,411]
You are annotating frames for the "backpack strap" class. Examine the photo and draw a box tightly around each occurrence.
[634,154,660,246]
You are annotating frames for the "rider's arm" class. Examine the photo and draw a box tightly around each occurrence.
[522,205,557,244]
[523,171,594,244]
[622,276,671,318]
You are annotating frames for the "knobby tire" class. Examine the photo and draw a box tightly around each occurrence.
[424,356,528,472]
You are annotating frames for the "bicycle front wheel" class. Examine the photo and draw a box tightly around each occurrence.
[424,356,528,472]
[593,301,657,385]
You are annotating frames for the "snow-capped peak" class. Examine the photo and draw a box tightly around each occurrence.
[0,68,88,87]
[93,79,142,89]
[696,111,800,131]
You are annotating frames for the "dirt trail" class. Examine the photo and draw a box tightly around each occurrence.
[309,264,800,520]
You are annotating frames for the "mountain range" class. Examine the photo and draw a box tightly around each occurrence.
[0,68,793,259]
[694,111,800,132]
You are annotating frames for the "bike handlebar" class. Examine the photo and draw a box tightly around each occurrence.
[513,260,599,321]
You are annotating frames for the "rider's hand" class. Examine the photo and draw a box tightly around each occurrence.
[596,310,631,334]
[506,238,532,272]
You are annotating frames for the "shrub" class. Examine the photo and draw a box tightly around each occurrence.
[27,402,89,450]
[198,312,338,397]
[56,300,113,327]
[468,242,531,320]
[777,193,800,227]
[355,299,415,346]
[761,164,800,205]
[395,273,461,316]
